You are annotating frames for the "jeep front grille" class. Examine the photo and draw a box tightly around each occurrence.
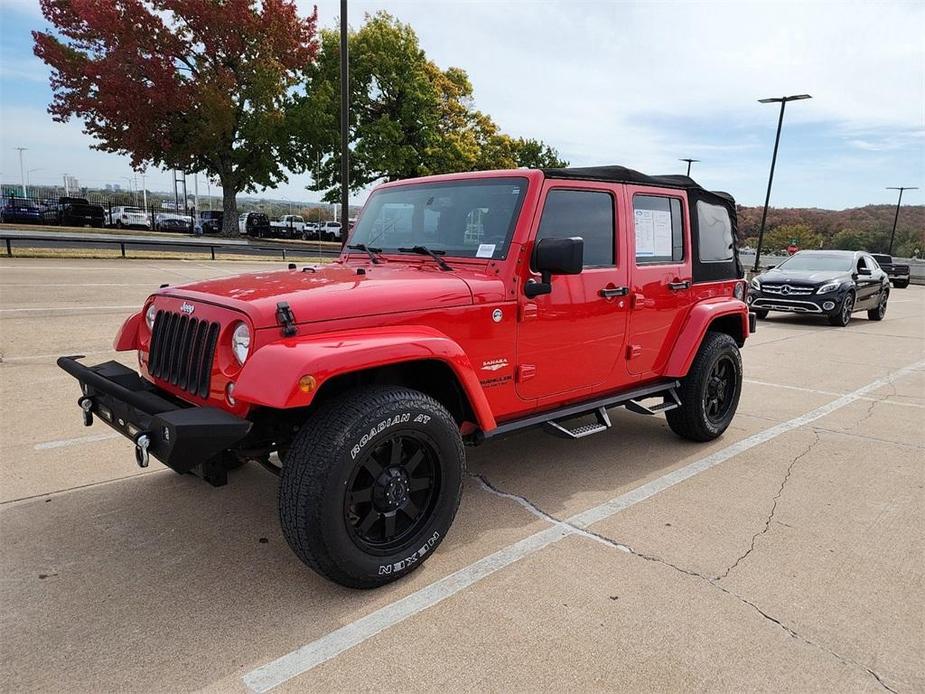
[148,310,220,398]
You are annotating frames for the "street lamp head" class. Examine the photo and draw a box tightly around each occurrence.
[679,158,700,163]
[886,186,918,191]
[758,94,812,103]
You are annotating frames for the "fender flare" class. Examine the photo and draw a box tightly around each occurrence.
[234,326,497,431]
[113,311,142,351]
[663,299,750,378]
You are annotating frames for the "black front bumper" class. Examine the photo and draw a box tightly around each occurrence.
[57,357,251,472]
[747,290,845,315]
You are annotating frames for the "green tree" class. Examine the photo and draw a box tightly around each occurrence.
[828,229,868,251]
[33,0,318,235]
[297,12,566,201]
[762,224,823,253]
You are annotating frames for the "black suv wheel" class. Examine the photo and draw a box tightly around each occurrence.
[867,287,888,321]
[827,291,854,327]
[279,386,464,588]
[666,331,742,442]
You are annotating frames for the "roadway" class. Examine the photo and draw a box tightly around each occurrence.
[1,257,922,692]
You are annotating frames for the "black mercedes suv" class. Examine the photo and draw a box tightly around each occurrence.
[748,250,890,327]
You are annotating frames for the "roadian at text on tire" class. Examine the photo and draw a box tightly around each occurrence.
[58,165,754,589]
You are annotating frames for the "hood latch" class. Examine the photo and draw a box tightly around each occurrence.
[276,302,297,337]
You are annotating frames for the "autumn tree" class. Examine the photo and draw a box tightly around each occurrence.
[297,12,566,201]
[762,224,823,253]
[33,0,317,234]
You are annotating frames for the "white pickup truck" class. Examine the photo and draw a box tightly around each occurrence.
[270,214,305,238]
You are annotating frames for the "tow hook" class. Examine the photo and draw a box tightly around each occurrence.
[78,396,94,426]
[134,433,151,468]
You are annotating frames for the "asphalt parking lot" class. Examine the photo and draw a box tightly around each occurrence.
[1,257,922,693]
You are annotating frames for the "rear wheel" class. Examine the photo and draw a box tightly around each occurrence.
[666,332,743,442]
[279,386,464,588]
[827,291,854,327]
[867,288,889,321]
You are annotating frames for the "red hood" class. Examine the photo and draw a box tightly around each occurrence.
[157,262,476,328]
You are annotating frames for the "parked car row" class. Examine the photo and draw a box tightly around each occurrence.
[0,196,107,227]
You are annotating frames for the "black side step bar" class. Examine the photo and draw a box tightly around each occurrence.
[484,380,680,440]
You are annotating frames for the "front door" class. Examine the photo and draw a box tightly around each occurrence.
[624,186,693,376]
[516,182,630,401]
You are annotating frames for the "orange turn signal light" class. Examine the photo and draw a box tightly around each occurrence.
[298,375,317,393]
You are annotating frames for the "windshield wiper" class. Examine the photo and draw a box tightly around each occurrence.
[347,243,384,264]
[397,245,452,271]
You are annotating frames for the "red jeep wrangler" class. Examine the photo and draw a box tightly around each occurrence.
[59,166,754,588]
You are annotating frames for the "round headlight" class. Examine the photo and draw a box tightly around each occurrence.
[145,304,158,330]
[231,322,251,364]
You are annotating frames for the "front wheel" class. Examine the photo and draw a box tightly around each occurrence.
[892,279,909,289]
[827,291,854,327]
[752,309,769,320]
[279,386,464,588]
[666,331,743,442]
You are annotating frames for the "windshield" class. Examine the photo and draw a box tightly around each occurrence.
[349,177,528,259]
[776,253,854,272]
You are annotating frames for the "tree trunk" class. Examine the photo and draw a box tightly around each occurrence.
[220,184,238,236]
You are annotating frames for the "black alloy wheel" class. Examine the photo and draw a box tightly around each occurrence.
[703,355,737,424]
[828,292,854,327]
[345,433,439,552]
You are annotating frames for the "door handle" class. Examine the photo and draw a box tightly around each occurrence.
[667,280,690,291]
[599,286,629,298]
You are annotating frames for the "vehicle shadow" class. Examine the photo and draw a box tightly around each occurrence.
[1,411,745,691]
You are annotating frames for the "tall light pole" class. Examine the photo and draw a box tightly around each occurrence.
[339,0,350,243]
[886,186,918,255]
[679,158,700,177]
[16,147,28,197]
[753,94,812,272]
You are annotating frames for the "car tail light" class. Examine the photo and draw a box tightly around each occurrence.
[733,281,746,300]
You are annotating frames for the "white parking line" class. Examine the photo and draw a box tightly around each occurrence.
[745,379,924,409]
[0,305,138,313]
[3,350,114,363]
[34,432,120,450]
[242,358,925,693]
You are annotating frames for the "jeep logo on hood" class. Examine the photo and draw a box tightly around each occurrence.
[179,302,195,315]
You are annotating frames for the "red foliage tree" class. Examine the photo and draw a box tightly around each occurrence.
[34,0,318,234]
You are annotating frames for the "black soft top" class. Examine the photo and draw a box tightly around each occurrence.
[542,165,734,205]
[542,165,742,282]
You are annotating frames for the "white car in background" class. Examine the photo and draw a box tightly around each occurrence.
[107,206,150,229]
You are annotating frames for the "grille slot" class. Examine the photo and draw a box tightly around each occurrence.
[149,310,220,398]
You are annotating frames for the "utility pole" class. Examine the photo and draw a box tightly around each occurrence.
[62,173,70,197]
[140,172,148,221]
[16,148,27,197]
[194,173,199,220]
[679,158,700,177]
[886,186,918,255]
[339,0,350,245]
[753,94,812,272]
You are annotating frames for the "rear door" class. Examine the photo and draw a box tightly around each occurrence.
[856,254,882,308]
[624,186,692,376]
[515,181,630,401]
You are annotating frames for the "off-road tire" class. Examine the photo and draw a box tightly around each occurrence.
[666,331,743,442]
[867,287,889,321]
[752,309,769,320]
[827,291,854,327]
[279,386,464,589]
[892,279,909,289]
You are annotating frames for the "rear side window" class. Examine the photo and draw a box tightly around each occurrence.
[633,195,683,264]
[696,201,734,262]
[535,189,615,268]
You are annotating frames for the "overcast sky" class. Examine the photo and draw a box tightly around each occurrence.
[1,0,922,209]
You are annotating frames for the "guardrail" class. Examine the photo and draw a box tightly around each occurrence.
[1,232,340,261]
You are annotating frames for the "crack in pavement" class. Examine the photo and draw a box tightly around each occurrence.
[469,471,899,693]
[852,380,898,432]
[716,429,822,581]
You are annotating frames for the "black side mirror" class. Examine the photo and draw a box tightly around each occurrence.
[525,237,583,297]
[858,266,871,276]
